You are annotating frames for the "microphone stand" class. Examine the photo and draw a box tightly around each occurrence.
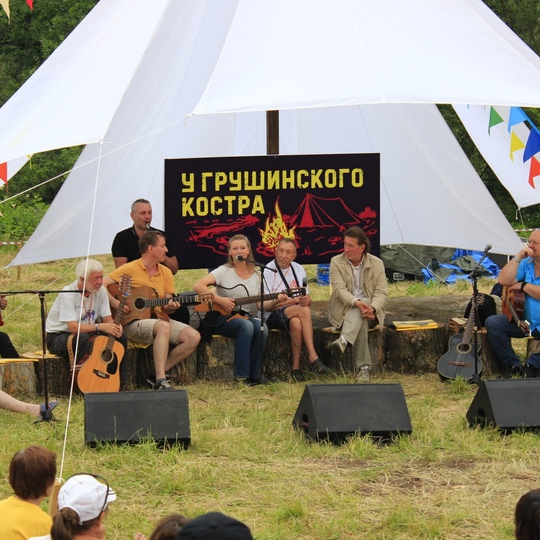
[0,289,83,423]
[467,248,491,386]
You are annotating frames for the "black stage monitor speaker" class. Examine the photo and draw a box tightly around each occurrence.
[292,384,412,443]
[467,379,540,433]
[85,390,190,447]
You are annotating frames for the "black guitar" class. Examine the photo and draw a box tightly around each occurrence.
[437,296,483,381]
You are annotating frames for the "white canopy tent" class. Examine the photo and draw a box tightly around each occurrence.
[0,0,535,266]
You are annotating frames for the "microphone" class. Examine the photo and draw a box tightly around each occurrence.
[236,255,277,273]
[302,277,308,287]
[483,244,492,253]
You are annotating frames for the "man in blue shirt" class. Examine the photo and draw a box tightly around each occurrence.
[485,229,540,377]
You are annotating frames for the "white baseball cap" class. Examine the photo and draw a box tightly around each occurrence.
[58,474,116,524]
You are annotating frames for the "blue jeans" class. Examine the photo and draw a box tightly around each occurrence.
[484,314,535,368]
[214,314,268,379]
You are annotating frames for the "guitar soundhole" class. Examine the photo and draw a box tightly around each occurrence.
[101,349,113,364]
[134,297,145,309]
[456,343,472,354]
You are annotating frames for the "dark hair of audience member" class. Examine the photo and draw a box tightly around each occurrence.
[51,507,102,540]
[515,488,540,540]
[9,445,56,500]
[149,513,191,540]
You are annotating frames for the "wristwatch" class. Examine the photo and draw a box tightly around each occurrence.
[514,256,522,263]
[521,281,529,292]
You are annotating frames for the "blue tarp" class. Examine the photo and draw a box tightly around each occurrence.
[421,249,500,284]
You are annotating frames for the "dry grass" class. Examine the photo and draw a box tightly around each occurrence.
[0,249,534,539]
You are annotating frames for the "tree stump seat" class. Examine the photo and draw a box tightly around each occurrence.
[0,356,39,399]
[317,326,384,374]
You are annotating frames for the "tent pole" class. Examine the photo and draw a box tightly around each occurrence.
[266,110,279,155]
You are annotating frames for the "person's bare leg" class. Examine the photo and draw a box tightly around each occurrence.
[164,327,201,372]
[152,320,171,381]
[0,390,40,416]
[288,318,303,371]
[285,305,319,361]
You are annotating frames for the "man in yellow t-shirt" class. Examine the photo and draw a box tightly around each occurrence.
[104,231,200,390]
[0,445,56,540]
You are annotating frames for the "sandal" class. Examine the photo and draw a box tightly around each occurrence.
[309,358,331,374]
[40,400,59,414]
[291,370,305,383]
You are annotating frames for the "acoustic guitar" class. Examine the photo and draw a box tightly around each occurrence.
[194,287,306,319]
[502,286,531,336]
[109,284,213,326]
[437,295,483,381]
[77,275,131,394]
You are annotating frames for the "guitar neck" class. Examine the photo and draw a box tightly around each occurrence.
[142,293,206,308]
[234,292,280,307]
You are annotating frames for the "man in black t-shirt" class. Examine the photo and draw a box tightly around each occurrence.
[111,199,189,324]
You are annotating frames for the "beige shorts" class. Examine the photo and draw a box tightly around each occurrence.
[124,318,189,345]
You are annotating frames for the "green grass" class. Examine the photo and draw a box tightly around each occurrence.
[0,250,531,539]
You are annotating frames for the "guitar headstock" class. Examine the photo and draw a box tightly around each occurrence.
[286,287,306,298]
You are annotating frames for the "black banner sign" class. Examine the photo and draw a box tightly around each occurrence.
[164,153,380,270]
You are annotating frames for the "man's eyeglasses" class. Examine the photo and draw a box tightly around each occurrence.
[527,240,540,246]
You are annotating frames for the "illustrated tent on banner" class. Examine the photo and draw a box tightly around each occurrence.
[0,0,537,266]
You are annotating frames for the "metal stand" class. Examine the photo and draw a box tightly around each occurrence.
[467,246,491,386]
[0,289,83,423]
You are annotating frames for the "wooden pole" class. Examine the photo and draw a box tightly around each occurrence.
[266,110,279,155]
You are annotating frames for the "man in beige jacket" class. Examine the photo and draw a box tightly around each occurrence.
[328,226,388,382]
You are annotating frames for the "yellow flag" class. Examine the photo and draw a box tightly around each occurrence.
[0,0,10,20]
[509,131,525,162]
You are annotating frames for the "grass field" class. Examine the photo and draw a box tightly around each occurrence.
[0,249,534,539]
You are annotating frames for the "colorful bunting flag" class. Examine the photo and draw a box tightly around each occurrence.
[0,162,6,184]
[528,155,540,188]
[508,106,529,132]
[510,131,525,161]
[488,106,504,134]
[0,0,10,20]
[523,127,540,163]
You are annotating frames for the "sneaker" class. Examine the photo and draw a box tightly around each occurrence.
[154,378,175,390]
[291,370,305,383]
[330,336,347,360]
[356,365,371,383]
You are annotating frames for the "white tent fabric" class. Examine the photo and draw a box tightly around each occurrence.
[0,0,528,265]
[193,0,540,115]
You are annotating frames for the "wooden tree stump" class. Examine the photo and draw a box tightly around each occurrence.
[526,338,540,360]
[0,358,38,399]
[264,329,292,380]
[122,343,198,389]
[384,324,448,373]
[317,327,385,374]
[197,335,236,381]
[25,352,74,397]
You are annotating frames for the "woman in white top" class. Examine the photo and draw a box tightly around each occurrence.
[194,234,285,384]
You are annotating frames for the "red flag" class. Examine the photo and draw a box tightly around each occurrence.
[528,155,540,188]
[25,0,33,9]
[0,162,7,184]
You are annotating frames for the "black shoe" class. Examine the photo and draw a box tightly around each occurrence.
[248,374,268,386]
[524,363,538,378]
[309,358,331,374]
[500,365,523,379]
[291,370,305,383]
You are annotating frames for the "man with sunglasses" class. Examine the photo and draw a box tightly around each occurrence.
[485,230,540,378]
